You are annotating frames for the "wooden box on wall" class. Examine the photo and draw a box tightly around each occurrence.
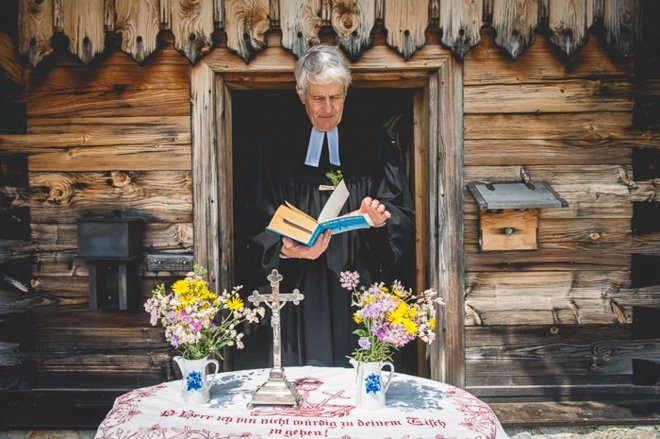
[468,182,567,252]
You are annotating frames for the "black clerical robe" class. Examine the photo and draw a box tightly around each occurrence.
[248,112,414,368]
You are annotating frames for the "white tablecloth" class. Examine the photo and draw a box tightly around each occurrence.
[96,366,508,439]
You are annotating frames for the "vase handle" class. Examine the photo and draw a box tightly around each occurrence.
[206,359,220,382]
[381,361,395,393]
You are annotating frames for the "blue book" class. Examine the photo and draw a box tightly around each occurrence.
[266,180,373,246]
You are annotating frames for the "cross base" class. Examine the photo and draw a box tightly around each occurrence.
[247,368,301,408]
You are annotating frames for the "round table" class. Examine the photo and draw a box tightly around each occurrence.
[95,366,508,439]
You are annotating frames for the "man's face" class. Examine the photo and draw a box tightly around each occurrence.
[299,81,346,132]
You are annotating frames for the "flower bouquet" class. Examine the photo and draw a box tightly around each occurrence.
[144,265,265,403]
[339,271,443,409]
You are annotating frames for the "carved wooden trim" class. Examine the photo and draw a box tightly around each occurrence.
[603,0,641,58]
[548,0,591,56]
[170,0,214,63]
[224,0,269,62]
[332,0,375,60]
[492,0,538,59]
[384,0,429,60]
[18,0,54,67]
[60,0,107,64]
[439,0,482,59]
[115,0,160,63]
[279,0,320,59]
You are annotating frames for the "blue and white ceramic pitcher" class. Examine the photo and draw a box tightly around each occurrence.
[173,356,219,404]
[350,359,395,410]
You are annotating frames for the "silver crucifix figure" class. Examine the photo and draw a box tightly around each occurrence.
[247,269,304,408]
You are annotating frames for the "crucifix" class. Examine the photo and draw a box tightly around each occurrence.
[247,269,304,408]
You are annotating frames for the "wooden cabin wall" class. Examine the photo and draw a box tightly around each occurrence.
[10,33,194,390]
[462,28,659,397]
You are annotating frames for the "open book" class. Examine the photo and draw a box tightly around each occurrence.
[267,180,373,246]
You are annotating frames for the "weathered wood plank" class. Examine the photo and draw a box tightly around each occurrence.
[170,0,214,63]
[466,325,660,379]
[60,0,106,64]
[332,0,375,60]
[9,171,192,224]
[464,112,635,140]
[466,218,660,253]
[26,88,190,118]
[464,138,646,166]
[603,0,641,58]
[384,0,428,60]
[27,116,190,136]
[31,222,193,253]
[0,130,191,171]
[492,0,538,59]
[114,0,161,63]
[36,327,167,353]
[464,32,633,85]
[491,400,660,427]
[464,80,635,114]
[466,248,630,272]
[18,0,54,67]
[279,0,320,59]
[465,271,660,326]
[0,32,24,85]
[439,0,481,58]
[548,0,591,56]
[191,62,220,291]
[437,57,465,387]
[223,0,269,63]
[465,164,631,187]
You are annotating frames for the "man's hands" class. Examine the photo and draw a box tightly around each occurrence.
[281,230,332,260]
[359,197,391,227]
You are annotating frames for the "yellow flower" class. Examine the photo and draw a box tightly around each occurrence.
[402,319,418,335]
[226,296,244,311]
[387,302,407,324]
[429,317,436,328]
[353,312,362,324]
[172,280,190,295]
[380,286,389,293]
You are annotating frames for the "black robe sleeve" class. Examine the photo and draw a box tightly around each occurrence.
[363,127,415,270]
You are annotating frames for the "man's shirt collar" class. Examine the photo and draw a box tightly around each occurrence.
[304,126,340,167]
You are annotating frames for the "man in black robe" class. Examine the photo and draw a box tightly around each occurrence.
[249,45,414,367]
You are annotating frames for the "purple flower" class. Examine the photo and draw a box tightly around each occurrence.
[372,323,387,341]
[381,324,415,348]
[339,271,360,290]
[358,337,371,349]
[362,302,384,319]
[166,311,177,324]
[170,335,179,347]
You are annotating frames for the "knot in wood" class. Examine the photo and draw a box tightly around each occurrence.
[549,326,559,335]
[589,232,602,240]
[111,171,132,187]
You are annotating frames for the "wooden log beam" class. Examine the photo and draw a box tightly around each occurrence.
[384,0,428,60]
[223,0,269,63]
[170,0,214,63]
[439,0,481,58]
[491,0,538,59]
[60,0,107,64]
[18,0,53,67]
[331,0,375,60]
[115,0,161,63]
[465,271,660,326]
[279,0,320,59]
[0,32,24,85]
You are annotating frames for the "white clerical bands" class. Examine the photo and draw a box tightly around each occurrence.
[305,127,340,167]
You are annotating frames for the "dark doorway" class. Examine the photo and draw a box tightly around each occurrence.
[230,88,421,375]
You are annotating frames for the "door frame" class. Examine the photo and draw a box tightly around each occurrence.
[190,44,465,387]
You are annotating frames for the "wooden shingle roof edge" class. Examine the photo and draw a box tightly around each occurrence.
[7,0,643,70]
